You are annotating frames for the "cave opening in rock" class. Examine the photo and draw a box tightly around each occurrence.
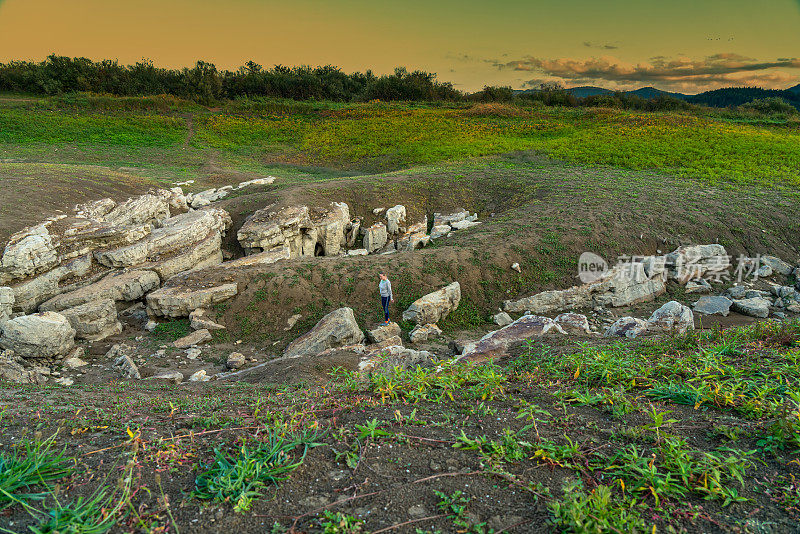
[314,243,325,257]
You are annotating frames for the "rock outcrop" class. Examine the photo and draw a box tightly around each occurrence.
[363,223,388,253]
[283,307,364,359]
[237,202,350,258]
[146,282,238,318]
[41,270,160,312]
[665,244,729,283]
[504,262,665,314]
[60,298,122,341]
[0,287,13,326]
[0,350,49,384]
[0,312,75,360]
[402,282,461,325]
[385,205,406,235]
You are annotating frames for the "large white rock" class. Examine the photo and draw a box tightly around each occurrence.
[385,205,406,235]
[693,296,733,316]
[0,312,75,360]
[146,282,238,318]
[0,225,59,283]
[363,223,388,254]
[366,322,402,344]
[59,299,122,341]
[665,244,729,284]
[605,317,649,338]
[40,270,160,312]
[402,282,461,325]
[646,301,695,334]
[101,193,170,228]
[284,307,364,359]
[11,254,96,313]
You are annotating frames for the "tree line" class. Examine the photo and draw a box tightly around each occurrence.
[0,56,461,104]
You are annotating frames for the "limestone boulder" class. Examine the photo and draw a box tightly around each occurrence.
[450,220,480,230]
[75,198,117,219]
[226,352,246,370]
[173,329,212,349]
[189,308,226,331]
[363,223,388,254]
[554,313,592,335]
[41,270,160,312]
[429,225,451,240]
[385,205,406,235]
[0,312,75,360]
[146,282,238,318]
[460,314,565,363]
[0,225,58,283]
[190,187,230,208]
[402,282,461,325]
[761,255,794,276]
[358,346,435,374]
[731,297,771,318]
[0,287,13,326]
[366,322,402,344]
[148,371,184,384]
[0,350,49,384]
[605,317,649,338]
[647,301,694,334]
[284,307,364,359]
[408,323,442,344]
[493,312,513,326]
[693,296,733,316]
[665,244,729,284]
[432,210,469,227]
[112,353,141,379]
[60,298,122,341]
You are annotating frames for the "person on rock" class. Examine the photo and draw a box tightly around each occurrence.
[378,273,393,324]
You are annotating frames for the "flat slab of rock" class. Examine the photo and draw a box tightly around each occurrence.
[402,282,461,325]
[366,322,401,343]
[461,315,565,363]
[146,283,238,318]
[189,308,226,331]
[41,270,160,312]
[0,312,75,360]
[173,329,212,349]
[284,307,364,359]
[731,297,771,318]
[693,296,733,316]
[60,298,122,341]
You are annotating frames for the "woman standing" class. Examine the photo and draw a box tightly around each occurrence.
[378,273,393,324]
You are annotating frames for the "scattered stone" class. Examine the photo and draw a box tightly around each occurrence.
[173,329,212,349]
[693,296,733,316]
[145,320,158,332]
[726,286,748,299]
[146,283,238,318]
[185,348,202,360]
[385,205,406,235]
[284,307,365,359]
[408,323,442,343]
[285,314,302,330]
[63,348,88,369]
[60,298,122,341]
[188,369,210,382]
[372,207,385,215]
[493,312,513,326]
[112,353,140,379]
[149,371,184,384]
[226,352,246,369]
[461,315,566,363]
[757,265,774,278]
[647,301,694,334]
[731,297,771,318]
[408,505,428,519]
[511,262,521,273]
[0,312,75,360]
[685,279,712,294]
[346,249,368,256]
[402,282,461,325]
[237,177,276,189]
[554,313,592,335]
[189,308,226,331]
[605,317,649,338]
[367,322,402,343]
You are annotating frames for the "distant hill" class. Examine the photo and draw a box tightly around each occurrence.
[514,83,800,109]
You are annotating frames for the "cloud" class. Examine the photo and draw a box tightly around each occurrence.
[583,41,619,50]
[496,53,800,91]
